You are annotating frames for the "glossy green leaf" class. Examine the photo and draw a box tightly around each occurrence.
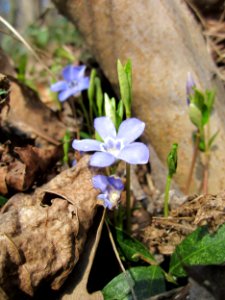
[102,266,165,300]
[116,228,156,264]
[169,224,225,278]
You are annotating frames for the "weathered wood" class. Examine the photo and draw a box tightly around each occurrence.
[53,0,225,193]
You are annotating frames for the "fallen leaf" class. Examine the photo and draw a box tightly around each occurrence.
[0,155,100,299]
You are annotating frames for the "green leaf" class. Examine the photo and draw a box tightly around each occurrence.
[201,105,210,126]
[116,228,156,264]
[205,89,216,113]
[62,129,71,164]
[0,89,8,96]
[124,59,132,95]
[17,54,27,83]
[167,143,178,177]
[116,99,124,130]
[188,103,202,129]
[117,59,132,118]
[169,224,225,278]
[88,69,97,109]
[0,196,7,207]
[95,77,103,116]
[102,266,165,300]
[104,93,116,126]
[191,89,205,111]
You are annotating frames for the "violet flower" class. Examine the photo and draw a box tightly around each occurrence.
[186,72,195,105]
[72,117,149,167]
[50,65,89,102]
[93,175,124,209]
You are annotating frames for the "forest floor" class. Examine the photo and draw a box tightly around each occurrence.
[1,2,225,300]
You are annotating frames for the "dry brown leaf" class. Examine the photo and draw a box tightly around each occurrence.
[0,155,100,299]
[0,144,61,194]
[60,209,105,300]
[0,74,66,146]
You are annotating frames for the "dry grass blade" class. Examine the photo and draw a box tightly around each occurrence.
[0,15,55,79]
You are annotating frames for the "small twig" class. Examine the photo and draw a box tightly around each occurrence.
[105,220,137,300]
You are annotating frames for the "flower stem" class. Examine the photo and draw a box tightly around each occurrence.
[79,97,92,135]
[185,133,200,195]
[202,154,209,194]
[164,175,172,217]
[126,163,131,234]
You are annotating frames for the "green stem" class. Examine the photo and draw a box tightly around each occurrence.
[185,133,200,195]
[126,163,131,233]
[89,100,93,129]
[79,98,92,135]
[202,123,210,194]
[164,175,172,217]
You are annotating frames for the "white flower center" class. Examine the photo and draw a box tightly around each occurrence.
[109,190,120,206]
[100,138,123,157]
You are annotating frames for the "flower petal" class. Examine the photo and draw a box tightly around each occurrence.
[78,77,90,91]
[77,65,87,78]
[72,139,101,152]
[62,65,85,81]
[117,118,145,144]
[90,152,116,167]
[94,117,116,141]
[98,196,113,209]
[50,81,67,92]
[117,142,149,164]
[92,175,108,192]
[58,88,75,102]
[108,176,124,190]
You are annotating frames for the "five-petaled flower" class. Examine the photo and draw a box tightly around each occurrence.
[72,116,149,167]
[50,65,89,102]
[93,175,124,209]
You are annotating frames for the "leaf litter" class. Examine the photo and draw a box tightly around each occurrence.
[1,4,225,299]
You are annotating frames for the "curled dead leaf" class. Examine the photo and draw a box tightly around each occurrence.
[0,155,100,299]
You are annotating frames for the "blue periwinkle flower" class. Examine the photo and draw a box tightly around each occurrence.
[93,175,124,209]
[50,65,90,102]
[186,72,195,105]
[72,116,150,167]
